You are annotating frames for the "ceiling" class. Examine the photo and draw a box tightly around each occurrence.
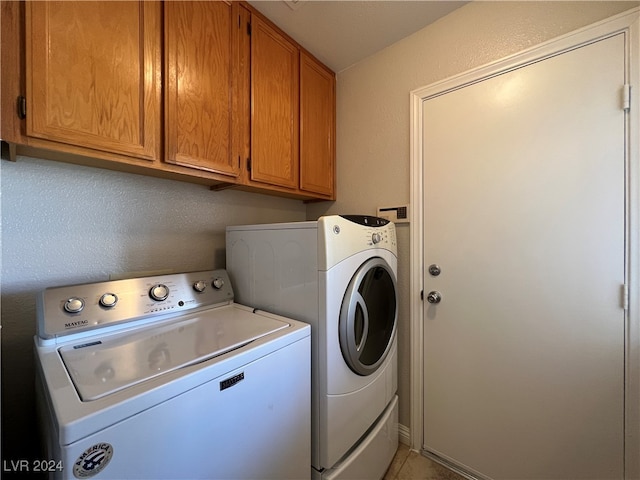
[248,1,468,72]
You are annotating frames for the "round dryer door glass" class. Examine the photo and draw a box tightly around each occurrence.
[339,257,397,376]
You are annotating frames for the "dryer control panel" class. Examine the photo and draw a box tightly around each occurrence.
[37,270,234,340]
[319,215,397,271]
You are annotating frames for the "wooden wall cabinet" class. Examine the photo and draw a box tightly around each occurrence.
[300,52,335,198]
[26,1,161,161]
[0,0,195,186]
[1,1,335,200]
[250,16,299,190]
[244,11,336,200]
[164,1,240,178]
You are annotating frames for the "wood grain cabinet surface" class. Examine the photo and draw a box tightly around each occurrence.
[26,1,161,161]
[250,16,299,190]
[165,1,240,178]
[300,52,335,198]
[1,1,335,200]
[246,13,335,200]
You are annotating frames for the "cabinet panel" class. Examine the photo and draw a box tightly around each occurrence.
[165,1,240,177]
[11,1,335,200]
[26,1,160,160]
[250,17,299,189]
[300,52,335,198]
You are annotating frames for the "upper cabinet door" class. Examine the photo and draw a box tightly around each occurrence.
[250,16,299,189]
[300,52,335,198]
[165,1,240,177]
[26,1,161,160]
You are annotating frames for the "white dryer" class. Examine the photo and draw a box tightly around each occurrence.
[227,215,398,480]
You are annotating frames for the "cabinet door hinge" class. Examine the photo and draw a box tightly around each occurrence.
[17,96,26,119]
[247,22,251,36]
[246,158,251,172]
[622,283,629,310]
[623,84,631,111]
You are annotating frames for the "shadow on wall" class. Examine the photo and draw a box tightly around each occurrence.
[2,291,42,479]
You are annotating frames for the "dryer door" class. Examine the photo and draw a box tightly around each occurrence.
[339,257,397,376]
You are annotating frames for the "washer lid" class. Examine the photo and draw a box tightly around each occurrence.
[59,305,289,401]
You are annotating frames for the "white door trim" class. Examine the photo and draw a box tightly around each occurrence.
[409,8,640,477]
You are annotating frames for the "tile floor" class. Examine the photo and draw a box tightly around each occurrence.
[384,444,467,480]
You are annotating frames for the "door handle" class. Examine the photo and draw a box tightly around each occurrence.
[426,291,442,304]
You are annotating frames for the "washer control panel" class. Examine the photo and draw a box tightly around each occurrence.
[37,270,234,340]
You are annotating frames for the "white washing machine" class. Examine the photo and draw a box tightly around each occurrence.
[34,269,311,480]
[227,215,398,480]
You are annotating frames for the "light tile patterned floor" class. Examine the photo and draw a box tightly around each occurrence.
[384,444,467,480]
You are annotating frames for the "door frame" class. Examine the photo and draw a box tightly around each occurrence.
[409,8,639,477]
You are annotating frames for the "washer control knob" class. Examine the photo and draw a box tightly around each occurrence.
[99,293,118,308]
[212,277,225,290]
[372,232,382,244]
[149,284,170,301]
[193,280,207,293]
[64,297,85,314]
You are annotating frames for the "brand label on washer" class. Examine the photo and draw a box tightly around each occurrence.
[65,319,89,330]
[73,443,113,478]
[220,372,244,391]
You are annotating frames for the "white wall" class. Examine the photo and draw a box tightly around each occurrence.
[1,156,306,466]
[307,0,638,437]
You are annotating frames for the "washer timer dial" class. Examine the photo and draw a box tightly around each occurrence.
[193,280,207,293]
[149,284,170,301]
[64,297,85,314]
[99,293,118,308]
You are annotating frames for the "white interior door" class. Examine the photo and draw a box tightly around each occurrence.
[422,33,626,479]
